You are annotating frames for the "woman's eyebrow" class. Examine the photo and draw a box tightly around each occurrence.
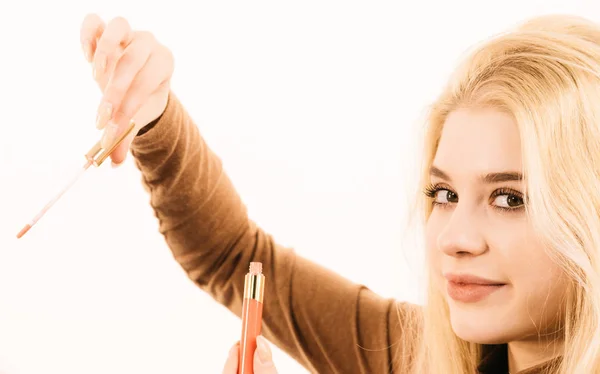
[429,165,523,183]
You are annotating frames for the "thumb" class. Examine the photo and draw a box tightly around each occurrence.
[106,117,140,167]
[221,342,239,374]
[253,336,278,374]
[109,130,135,167]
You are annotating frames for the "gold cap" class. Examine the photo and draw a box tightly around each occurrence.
[243,272,266,302]
[85,121,136,166]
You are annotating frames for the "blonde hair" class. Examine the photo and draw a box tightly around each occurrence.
[409,14,600,374]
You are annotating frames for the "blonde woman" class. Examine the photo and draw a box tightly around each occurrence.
[80,12,600,374]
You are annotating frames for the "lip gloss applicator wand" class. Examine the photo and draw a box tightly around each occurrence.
[16,122,136,239]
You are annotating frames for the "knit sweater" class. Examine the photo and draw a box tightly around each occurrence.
[129,92,560,374]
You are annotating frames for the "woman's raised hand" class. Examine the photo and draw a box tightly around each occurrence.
[79,14,174,166]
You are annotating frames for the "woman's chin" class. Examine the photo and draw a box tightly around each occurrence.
[449,311,513,345]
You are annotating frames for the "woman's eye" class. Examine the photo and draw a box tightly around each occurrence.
[493,194,524,208]
[435,190,458,204]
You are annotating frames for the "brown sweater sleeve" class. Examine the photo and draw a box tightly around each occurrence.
[129,91,420,373]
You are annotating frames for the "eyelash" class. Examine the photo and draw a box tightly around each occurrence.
[423,183,525,212]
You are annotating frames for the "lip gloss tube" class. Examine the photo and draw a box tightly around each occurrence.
[239,262,265,374]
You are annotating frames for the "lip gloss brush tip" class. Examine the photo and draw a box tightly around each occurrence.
[16,224,32,239]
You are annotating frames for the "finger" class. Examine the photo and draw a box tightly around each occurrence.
[93,18,134,131]
[80,13,105,62]
[253,336,278,374]
[104,128,136,167]
[112,44,173,126]
[93,16,133,85]
[96,32,154,130]
[221,342,240,374]
[103,50,173,165]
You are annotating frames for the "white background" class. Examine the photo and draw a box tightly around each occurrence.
[0,1,598,373]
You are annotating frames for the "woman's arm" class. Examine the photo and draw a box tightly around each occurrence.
[129,92,420,373]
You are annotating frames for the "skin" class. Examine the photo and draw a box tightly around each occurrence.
[80,14,568,374]
[221,337,279,374]
[79,14,173,166]
[425,108,569,371]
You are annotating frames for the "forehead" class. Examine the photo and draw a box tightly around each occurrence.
[433,108,523,174]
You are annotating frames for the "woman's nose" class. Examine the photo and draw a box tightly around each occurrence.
[437,204,488,257]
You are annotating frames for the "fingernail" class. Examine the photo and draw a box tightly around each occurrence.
[111,160,123,169]
[255,336,272,365]
[97,53,107,72]
[93,54,106,79]
[96,102,112,129]
[82,41,92,62]
[102,123,119,149]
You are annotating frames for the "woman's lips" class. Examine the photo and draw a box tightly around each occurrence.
[444,273,507,303]
[446,282,505,303]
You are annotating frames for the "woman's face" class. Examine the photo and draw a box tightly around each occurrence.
[425,108,569,345]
